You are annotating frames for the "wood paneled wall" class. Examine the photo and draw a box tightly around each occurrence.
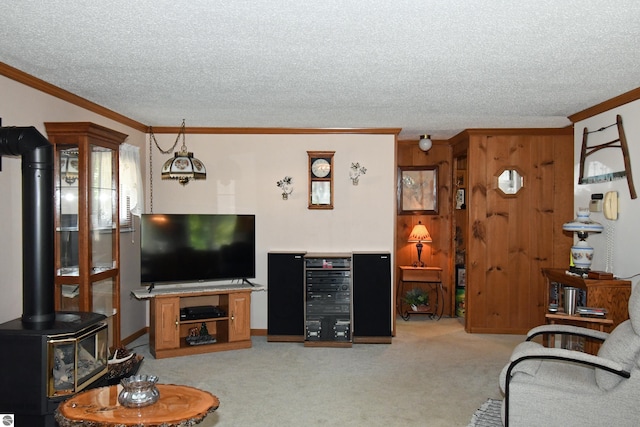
[396,140,454,316]
[451,129,574,334]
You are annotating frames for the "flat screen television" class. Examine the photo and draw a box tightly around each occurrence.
[140,213,256,285]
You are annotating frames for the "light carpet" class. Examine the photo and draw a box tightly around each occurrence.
[467,398,503,427]
[130,318,520,426]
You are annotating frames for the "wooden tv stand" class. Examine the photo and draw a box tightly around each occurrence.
[133,284,261,359]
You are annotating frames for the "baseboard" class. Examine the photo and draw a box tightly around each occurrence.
[353,336,392,344]
[304,341,352,348]
[267,335,304,342]
[120,327,392,346]
[121,326,148,346]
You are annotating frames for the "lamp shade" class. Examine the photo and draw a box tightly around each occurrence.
[562,208,603,234]
[408,221,432,242]
[161,150,207,186]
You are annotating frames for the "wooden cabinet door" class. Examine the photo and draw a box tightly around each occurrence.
[229,292,251,342]
[151,297,180,351]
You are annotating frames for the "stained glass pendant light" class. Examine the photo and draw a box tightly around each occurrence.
[160,119,206,185]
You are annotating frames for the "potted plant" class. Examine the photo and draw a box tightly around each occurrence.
[403,288,429,311]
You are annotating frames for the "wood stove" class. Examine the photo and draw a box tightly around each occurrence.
[0,312,108,425]
[0,126,110,426]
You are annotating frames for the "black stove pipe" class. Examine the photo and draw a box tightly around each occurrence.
[0,126,55,327]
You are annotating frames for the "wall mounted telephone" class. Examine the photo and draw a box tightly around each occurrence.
[604,191,618,220]
[603,191,618,273]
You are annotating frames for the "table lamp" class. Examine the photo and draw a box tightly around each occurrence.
[562,208,603,272]
[408,221,432,267]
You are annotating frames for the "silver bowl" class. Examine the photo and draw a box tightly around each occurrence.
[118,374,160,408]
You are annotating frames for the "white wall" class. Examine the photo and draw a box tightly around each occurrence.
[1,74,396,335]
[146,132,397,329]
[573,99,640,288]
[0,75,147,338]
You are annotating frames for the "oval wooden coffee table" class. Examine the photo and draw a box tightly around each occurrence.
[55,384,219,427]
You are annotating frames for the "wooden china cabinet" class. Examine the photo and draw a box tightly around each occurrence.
[45,122,127,347]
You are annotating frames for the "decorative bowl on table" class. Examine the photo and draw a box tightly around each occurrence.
[118,374,160,408]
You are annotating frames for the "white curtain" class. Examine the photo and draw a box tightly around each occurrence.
[119,143,144,222]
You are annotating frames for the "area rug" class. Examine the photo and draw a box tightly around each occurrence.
[467,398,502,427]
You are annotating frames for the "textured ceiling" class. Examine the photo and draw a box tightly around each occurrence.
[1,1,639,139]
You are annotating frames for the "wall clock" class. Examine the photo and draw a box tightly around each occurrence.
[307,151,334,209]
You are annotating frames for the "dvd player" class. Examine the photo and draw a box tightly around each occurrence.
[180,305,226,320]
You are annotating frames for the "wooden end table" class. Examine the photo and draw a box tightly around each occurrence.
[55,384,219,427]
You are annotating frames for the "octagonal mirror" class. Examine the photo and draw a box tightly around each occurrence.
[497,167,524,196]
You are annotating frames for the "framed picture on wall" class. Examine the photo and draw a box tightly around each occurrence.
[397,166,438,214]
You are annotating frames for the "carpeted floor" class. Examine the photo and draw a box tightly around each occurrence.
[467,398,503,427]
[130,317,519,426]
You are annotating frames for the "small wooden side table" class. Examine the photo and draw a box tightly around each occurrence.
[541,268,631,328]
[545,312,614,355]
[397,266,443,320]
[55,384,219,427]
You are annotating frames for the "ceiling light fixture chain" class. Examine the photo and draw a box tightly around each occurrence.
[149,120,185,155]
[148,134,154,213]
[177,119,188,153]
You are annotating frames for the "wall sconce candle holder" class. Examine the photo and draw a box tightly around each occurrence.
[349,162,367,185]
[276,176,293,200]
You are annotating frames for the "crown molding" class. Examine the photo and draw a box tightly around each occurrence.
[148,126,401,135]
[569,86,640,123]
[0,62,148,132]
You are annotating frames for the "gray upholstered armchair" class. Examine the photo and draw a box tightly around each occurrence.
[499,285,640,427]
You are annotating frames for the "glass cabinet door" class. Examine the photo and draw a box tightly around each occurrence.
[56,145,82,313]
[56,146,80,276]
[90,144,116,274]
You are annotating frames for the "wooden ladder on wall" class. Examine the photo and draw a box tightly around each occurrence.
[579,114,637,199]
